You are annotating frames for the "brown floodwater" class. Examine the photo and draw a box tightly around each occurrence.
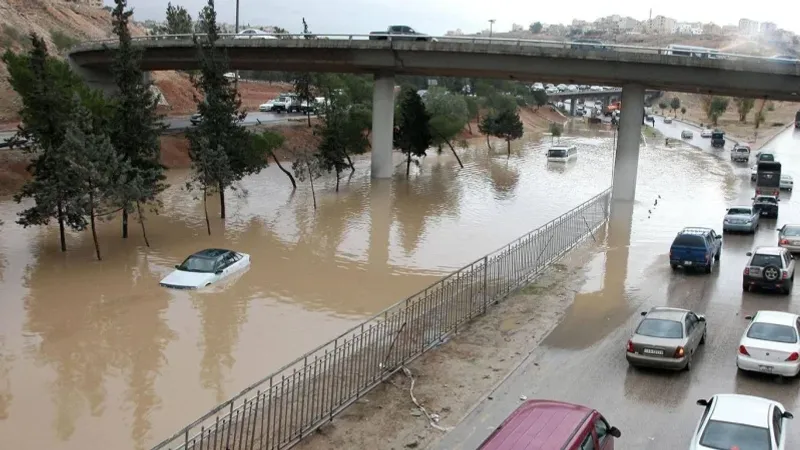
[0,121,714,449]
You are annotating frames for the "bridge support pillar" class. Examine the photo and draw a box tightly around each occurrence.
[371,73,395,179]
[569,99,576,116]
[611,84,645,203]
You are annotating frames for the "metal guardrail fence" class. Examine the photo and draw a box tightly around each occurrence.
[72,33,794,65]
[151,187,612,450]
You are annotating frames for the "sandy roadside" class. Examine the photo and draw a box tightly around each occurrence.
[292,238,601,450]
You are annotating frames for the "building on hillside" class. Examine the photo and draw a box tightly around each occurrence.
[702,23,723,35]
[760,22,777,35]
[545,24,567,36]
[676,22,703,35]
[445,29,465,36]
[648,15,677,34]
[594,15,640,33]
[510,23,524,32]
[739,18,760,35]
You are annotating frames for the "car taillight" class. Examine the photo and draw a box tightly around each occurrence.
[783,271,789,280]
[787,352,799,361]
[674,346,685,358]
[739,345,750,356]
[744,268,750,275]
[780,239,790,245]
[626,340,634,353]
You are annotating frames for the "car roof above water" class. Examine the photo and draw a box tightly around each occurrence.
[191,248,233,259]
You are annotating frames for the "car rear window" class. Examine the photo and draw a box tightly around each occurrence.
[750,254,783,267]
[747,323,798,343]
[699,420,770,450]
[755,196,778,204]
[635,319,683,339]
[783,226,800,237]
[672,234,705,247]
[728,208,752,215]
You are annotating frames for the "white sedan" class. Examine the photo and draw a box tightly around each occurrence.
[700,129,712,138]
[737,310,800,377]
[751,164,759,181]
[781,174,794,191]
[234,29,278,39]
[160,249,251,289]
[259,100,275,112]
[690,394,792,450]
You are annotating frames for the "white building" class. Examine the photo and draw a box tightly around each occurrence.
[739,18,760,35]
[760,22,777,35]
[676,22,703,35]
[648,15,677,34]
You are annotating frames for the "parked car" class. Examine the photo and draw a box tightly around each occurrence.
[781,174,794,191]
[738,311,800,376]
[731,144,751,162]
[234,29,278,39]
[664,117,673,124]
[590,85,601,91]
[754,195,780,218]
[723,205,760,233]
[189,113,202,125]
[478,399,621,450]
[690,394,792,450]
[681,130,693,139]
[557,84,568,91]
[742,246,795,294]
[160,248,251,290]
[532,82,544,91]
[626,307,706,371]
[669,227,722,273]
[700,128,712,138]
[778,224,800,253]
[751,164,759,181]
[258,100,275,112]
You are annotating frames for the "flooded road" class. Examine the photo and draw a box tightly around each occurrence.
[434,121,800,449]
[0,122,627,449]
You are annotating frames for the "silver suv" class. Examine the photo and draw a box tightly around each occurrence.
[743,246,796,295]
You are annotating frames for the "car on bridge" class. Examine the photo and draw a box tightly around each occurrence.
[742,246,795,294]
[369,25,434,41]
[626,307,706,371]
[723,205,759,233]
[234,29,277,40]
[738,311,800,376]
[691,394,792,450]
[669,227,722,273]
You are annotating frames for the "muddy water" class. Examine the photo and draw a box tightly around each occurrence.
[0,121,699,449]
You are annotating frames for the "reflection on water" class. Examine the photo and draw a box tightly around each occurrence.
[0,121,642,449]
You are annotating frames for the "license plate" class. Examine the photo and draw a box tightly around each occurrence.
[643,348,664,356]
[683,261,692,266]
[759,365,774,373]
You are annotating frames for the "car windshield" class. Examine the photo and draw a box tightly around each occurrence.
[747,323,798,343]
[548,149,567,157]
[783,226,800,237]
[728,208,752,215]
[177,256,217,273]
[750,254,783,267]
[760,154,775,161]
[672,234,705,247]
[635,319,683,339]
[755,197,777,204]
[699,420,770,450]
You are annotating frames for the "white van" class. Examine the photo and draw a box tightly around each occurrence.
[547,145,577,162]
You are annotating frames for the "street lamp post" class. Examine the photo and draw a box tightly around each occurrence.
[488,19,496,38]
[234,0,240,91]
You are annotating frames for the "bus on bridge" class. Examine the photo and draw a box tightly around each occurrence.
[663,44,720,59]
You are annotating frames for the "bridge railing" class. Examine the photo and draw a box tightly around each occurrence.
[150,187,612,450]
[71,33,794,65]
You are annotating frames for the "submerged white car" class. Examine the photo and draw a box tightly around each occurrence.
[737,310,800,377]
[691,394,792,450]
[160,249,251,289]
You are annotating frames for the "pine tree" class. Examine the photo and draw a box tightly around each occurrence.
[492,107,524,157]
[3,34,87,251]
[110,0,168,244]
[394,87,432,177]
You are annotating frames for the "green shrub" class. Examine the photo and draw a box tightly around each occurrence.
[50,29,80,52]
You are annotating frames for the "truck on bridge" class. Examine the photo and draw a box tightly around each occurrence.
[756,160,782,198]
[369,25,434,41]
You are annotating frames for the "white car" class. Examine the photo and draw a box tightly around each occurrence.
[701,129,713,138]
[781,174,794,191]
[664,117,672,124]
[259,100,275,112]
[737,310,800,377]
[590,85,601,91]
[691,394,792,450]
[532,82,544,91]
[160,248,251,289]
[234,29,278,40]
[751,164,759,181]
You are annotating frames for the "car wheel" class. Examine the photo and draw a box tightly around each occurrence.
[704,262,712,274]
[700,330,707,345]
[743,282,750,292]
[684,352,693,371]
[763,265,781,282]
[671,263,678,270]
[715,251,720,261]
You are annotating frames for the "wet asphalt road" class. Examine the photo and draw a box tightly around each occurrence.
[433,120,800,449]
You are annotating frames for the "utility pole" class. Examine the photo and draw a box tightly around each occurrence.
[489,19,496,38]
[234,0,240,91]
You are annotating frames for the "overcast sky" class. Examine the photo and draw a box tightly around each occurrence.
[118,0,800,35]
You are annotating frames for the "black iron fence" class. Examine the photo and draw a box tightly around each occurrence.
[152,187,612,450]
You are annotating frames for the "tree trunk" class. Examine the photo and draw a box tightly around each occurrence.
[89,190,101,261]
[466,121,472,134]
[57,201,67,252]
[270,152,297,189]
[345,153,355,172]
[136,201,150,248]
[433,129,463,168]
[306,110,311,127]
[506,139,511,158]
[307,161,317,210]
[203,184,211,235]
[122,208,128,239]
[485,134,491,150]
[219,182,226,219]
[335,172,340,192]
[406,152,412,178]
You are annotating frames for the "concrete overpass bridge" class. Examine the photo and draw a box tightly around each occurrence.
[68,34,800,205]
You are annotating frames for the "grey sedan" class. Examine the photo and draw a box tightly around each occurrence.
[723,206,759,233]
[778,224,800,253]
[626,307,707,371]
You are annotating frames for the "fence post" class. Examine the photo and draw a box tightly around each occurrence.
[482,255,489,314]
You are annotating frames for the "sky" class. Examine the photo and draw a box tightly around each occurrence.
[119,0,800,36]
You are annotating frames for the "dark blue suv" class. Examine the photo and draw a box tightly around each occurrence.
[669,227,722,273]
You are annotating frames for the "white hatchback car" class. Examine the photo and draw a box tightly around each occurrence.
[701,128,713,138]
[738,310,800,377]
[160,248,251,289]
[690,394,792,450]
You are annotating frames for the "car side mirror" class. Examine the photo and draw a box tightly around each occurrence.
[697,315,706,322]
[784,411,794,419]
[215,270,223,275]
[640,311,647,316]
[745,315,754,320]
[609,426,622,438]
[696,399,709,406]
[716,236,722,239]
[746,252,753,256]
